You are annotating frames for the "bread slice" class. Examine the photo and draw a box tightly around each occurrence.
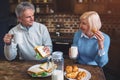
[28,65,44,75]
[34,46,48,58]
[40,62,53,73]
[91,28,97,33]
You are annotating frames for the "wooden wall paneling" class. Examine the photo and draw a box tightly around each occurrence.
[55,0,73,13]
[107,40,120,76]
[89,0,107,14]
[73,0,89,14]
[101,16,120,76]
[73,0,107,14]
[106,0,120,15]
[74,4,89,14]
[89,4,105,14]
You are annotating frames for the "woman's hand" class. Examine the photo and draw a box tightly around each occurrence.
[94,31,104,49]
[69,47,71,58]
[3,34,13,45]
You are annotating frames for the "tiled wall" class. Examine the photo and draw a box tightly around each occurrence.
[35,14,120,40]
[101,16,120,39]
[35,14,80,34]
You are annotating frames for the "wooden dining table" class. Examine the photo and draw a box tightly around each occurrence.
[0,57,106,80]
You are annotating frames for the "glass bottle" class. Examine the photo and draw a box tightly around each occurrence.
[28,0,32,3]
[36,0,39,3]
[44,0,47,3]
[46,5,49,13]
[36,5,40,14]
[18,0,21,3]
[78,0,83,3]
[52,51,64,80]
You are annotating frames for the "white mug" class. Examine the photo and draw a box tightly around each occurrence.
[70,46,78,59]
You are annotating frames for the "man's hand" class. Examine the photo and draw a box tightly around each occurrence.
[3,34,13,45]
[44,46,50,56]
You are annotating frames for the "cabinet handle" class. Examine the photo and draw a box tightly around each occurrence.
[55,42,69,45]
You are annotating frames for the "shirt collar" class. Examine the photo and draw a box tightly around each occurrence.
[81,32,97,39]
[19,23,31,31]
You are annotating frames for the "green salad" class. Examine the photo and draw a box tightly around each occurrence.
[31,72,48,77]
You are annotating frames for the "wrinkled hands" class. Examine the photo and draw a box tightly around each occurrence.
[94,31,104,49]
[3,34,13,45]
[44,46,50,56]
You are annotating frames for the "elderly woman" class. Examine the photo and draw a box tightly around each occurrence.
[3,2,52,61]
[69,11,110,67]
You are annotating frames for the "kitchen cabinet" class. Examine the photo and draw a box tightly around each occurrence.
[74,0,120,15]
[9,0,17,14]
[89,0,107,14]
[73,0,89,14]
[55,0,73,13]
[34,0,55,15]
[53,42,71,57]
[73,0,107,14]
[106,0,120,15]
[9,0,56,15]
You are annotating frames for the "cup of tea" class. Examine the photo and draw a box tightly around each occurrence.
[69,46,78,59]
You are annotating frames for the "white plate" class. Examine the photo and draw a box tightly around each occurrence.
[27,64,52,77]
[64,68,91,80]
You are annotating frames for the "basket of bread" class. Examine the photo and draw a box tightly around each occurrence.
[65,65,91,80]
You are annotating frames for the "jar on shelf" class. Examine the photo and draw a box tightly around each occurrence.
[43,0,48,3]
[18,0,21,3]
[36,5,40,14]
[36,0,39,3]
[28,0,32,3]
[48,0,53,2]
[46,5,49,13]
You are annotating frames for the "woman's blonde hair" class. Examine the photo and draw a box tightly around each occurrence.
[80,11,102,31]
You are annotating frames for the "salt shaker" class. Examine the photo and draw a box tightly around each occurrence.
[52,51,64,80]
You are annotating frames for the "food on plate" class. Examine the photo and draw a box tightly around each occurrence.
[27,62,57,77]
[72,65,79,72]
[27,65,46,77]
[40,62,54,73]
[91,28,97,33]
[66,71,78,79]
[65,65,73,73]
[65,65,87,80]
[76,71,86,80]
[28,66,44,75]
[34,46,49,59]
[65,65,79,79]
[65,65,79,73]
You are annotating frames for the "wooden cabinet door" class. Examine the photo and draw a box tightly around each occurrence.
[74,3,89,14]
[73,0,107,15]
[55,0,73,13]
[89,0,107,14]
[107,0,120,15]
[73,0,89,14]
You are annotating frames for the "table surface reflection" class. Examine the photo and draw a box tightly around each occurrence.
[0,58,106,80]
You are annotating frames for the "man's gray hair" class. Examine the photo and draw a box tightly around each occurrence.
[15,2,35,17]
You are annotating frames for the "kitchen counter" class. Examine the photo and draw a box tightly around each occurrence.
[0,58,106,80]
[50,33,73,54]
[50,32,74,43]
